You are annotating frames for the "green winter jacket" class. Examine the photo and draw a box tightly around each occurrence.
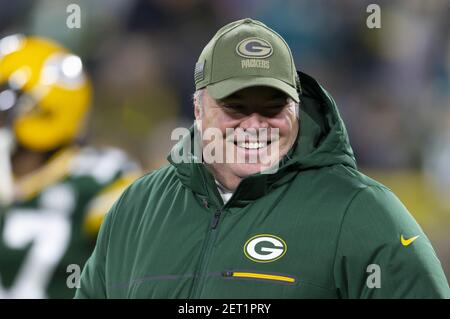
[75,72,450,299]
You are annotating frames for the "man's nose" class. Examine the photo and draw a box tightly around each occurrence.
[240,113,269,130]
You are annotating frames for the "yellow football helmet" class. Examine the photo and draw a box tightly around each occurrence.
[0,35,91,151]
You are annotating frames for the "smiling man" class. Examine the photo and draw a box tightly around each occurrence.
[195,86,299,192]
[75,18,450,299]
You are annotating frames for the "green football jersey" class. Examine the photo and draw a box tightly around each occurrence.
[0,146,140,298]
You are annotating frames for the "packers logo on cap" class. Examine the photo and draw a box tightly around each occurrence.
[195,19,300,102]
[236,37,273,59]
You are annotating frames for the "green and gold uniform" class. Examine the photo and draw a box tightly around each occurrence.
[0,146,140,298]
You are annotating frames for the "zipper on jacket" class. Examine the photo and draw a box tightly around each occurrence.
[222,271,296,284]
[210,209,222,229]
[189,209,223,298]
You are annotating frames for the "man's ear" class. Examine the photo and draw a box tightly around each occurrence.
[194,98,201,120]
[194,91,203,120]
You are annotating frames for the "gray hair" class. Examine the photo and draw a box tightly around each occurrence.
[288,97,300,120]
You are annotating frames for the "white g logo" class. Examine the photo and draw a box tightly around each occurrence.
[236,38,273,59]
[244,234,287,263]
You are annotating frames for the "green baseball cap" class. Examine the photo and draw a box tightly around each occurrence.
[194,18,300,102]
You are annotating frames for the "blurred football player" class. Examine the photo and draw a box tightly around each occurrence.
[0,35,141,298]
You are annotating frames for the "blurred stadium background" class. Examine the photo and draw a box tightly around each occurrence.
[1,0,450,283]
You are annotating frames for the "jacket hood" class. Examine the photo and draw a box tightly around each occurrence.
[287,71,356,170]
[167,71,356,204]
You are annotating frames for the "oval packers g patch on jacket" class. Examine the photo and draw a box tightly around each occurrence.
[244,234,287,263]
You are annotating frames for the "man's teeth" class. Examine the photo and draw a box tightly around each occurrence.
[236,141,267,149]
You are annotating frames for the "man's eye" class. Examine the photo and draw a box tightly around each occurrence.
[264,105,284,113]
[268,105,284,109]
[224,105,244,112]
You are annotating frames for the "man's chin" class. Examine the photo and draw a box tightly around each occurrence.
[231,162,276,177]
